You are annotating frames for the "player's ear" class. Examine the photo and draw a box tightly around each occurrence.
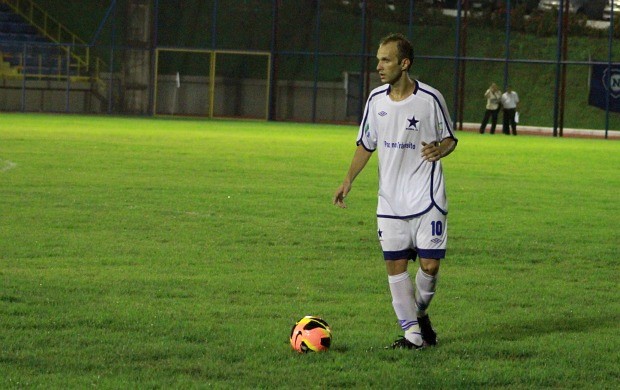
[401,58,410,71]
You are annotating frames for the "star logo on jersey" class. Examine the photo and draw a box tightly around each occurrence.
[406,116,419,131]
[377,229,383,239]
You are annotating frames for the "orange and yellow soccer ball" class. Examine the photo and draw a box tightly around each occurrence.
[290,316,332,353]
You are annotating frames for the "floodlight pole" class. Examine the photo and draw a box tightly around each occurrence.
[211,0,218,49]
[108,3,116,114]
[559,0,570,137]
[357,0,369,124]
[457,0,469,131]
[90,0,117,46]
[503,0,511,93]
[364,1,372,119]
[20,44,26,111]
[604,0,615,139]
[311,0,321,123]
[552,0,566,137]
[407,0,414,39]
[150,0,158,116]
[65,46,71,113]
[268,0,279,121]
[452,0,462,132]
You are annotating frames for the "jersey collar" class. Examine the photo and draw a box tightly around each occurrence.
[385,80,418,98]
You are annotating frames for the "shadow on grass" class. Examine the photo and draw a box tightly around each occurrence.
[444,312,619,345]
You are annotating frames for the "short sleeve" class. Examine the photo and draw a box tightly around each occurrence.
[356,97,377,151]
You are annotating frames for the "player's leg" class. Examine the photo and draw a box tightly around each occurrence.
[490,108,499,134]
[415,258,439,346]
[479,110,490,133]
[416,257,440,314]
[413,208,447,346]
[387,260,424,348]
[378,218,424,348]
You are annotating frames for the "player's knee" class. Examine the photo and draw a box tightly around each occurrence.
[419,258,440,276]
[385,259,408,276]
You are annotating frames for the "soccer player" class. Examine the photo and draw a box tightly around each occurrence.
[332,33,457,349]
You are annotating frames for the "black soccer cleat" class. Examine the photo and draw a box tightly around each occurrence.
[387,336,425,350]
[417,315,437,346]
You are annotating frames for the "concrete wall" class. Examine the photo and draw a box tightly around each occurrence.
[0,73,382,122]
[155,74,380,122]
[155,75,353,121]
[0,78,101,113]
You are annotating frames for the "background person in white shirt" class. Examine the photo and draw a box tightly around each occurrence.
[501,86,520,135]
[333,33,457,350]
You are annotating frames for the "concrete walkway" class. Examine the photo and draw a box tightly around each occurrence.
[460,123,619,140]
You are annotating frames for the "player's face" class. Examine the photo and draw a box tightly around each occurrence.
[376,42,406,85]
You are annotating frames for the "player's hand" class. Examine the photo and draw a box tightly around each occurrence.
[333,182,351,208]
[421,141,441,162]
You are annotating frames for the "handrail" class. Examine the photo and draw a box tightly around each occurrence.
[1,0,104,80]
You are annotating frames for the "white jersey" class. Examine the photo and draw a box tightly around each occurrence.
[357,81,456,219]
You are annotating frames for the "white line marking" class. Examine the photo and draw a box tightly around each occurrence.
[0,160,17,172]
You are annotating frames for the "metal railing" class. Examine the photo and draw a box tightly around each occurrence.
[2,0,104,83]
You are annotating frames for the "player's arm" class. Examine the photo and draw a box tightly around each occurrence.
[421,137,457,162]
[333,145,373,208]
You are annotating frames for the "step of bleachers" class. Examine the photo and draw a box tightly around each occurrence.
[22,65,66,75]
[0,31,49,42]
[0,11,24,23]
[0,41,65,55]
[2,52,67,67]
[1,50,77,75]
[0,21,37,34]
[0,5,80,79]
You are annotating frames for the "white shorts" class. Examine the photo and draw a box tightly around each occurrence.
[377,207,447,261]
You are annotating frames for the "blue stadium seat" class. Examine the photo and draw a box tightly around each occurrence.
[0,6,73,78]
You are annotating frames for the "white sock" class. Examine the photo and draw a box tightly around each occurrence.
[415,268,438,317]
[388,272,422,345]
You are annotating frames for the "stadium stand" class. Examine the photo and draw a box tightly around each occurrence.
[0,2,69,78]
[0,1,104,80]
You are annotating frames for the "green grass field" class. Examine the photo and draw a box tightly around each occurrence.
[1,114,618,388]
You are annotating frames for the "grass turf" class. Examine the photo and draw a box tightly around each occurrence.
[0,113,618,388]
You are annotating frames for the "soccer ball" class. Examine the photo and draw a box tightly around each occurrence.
[290,315,332,353]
